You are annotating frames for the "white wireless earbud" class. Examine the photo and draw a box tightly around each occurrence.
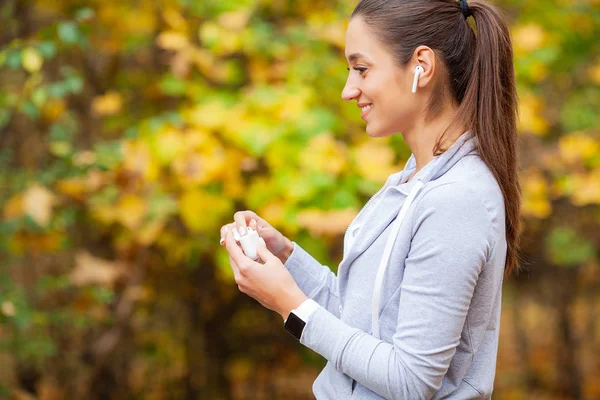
[411,65,424,93]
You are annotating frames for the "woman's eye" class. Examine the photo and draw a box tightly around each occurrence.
[346,67,367,75]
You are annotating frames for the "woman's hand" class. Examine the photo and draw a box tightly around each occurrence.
[219,210,294,264]
[223,226,308,320]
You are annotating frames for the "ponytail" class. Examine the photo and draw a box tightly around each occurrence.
[457,1,522,276]
[352,0,523,276]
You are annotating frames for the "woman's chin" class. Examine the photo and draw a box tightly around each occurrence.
[365,123,384,137]
[366,124,395,138]
[365,122,376,136]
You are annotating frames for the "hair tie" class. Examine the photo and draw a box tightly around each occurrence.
[458,0,472,20]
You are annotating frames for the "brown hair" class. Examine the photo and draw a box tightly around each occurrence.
[352,0,522,276]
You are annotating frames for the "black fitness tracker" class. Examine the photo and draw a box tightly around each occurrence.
[284,311,306,340]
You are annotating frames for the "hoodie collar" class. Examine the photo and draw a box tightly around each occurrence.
[390,130,477,195]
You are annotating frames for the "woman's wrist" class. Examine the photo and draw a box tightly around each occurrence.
[276,238,294,264]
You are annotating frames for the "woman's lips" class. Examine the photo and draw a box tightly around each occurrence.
[361,104,373,119]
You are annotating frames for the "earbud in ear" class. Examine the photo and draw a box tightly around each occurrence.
[411,65,424,93]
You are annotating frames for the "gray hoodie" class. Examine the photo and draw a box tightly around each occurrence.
[284,131,506,399]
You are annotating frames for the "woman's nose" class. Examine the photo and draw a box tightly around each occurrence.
[341,82,360,102]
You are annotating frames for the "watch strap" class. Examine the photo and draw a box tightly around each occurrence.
[284,299,320,340]
[284,312,306,340]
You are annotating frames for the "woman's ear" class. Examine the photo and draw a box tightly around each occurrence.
[412,45,436,90]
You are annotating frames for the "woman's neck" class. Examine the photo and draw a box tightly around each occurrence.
[402,106,464,177]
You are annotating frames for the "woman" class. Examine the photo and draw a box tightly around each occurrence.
[220,0,521,398]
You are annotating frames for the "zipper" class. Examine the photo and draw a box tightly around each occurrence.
[341,178,395,259]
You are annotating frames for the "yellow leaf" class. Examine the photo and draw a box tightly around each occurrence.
[199,22,220,46]
[257,201,291,233]
[122,140,160,182]
[1,301,16,317]
[70,251,125,287]
[9,230,63,254]
[171,50,191,78]
[276,88,312,120]
[50,141,72,157]
[92,91,123,116]
[3,194,24,220]
[179,191,233,232]
[157,31,189,50]
[91,204,118,225]
[150,129,185,165]
[189,47,215,73]
[116,194,147,230]
[352,140,398,183]
[217,10,252,30]
[162,8,188,31]
[299,132,348,176]
[36,230,65,252]
[308,15,346,49]
[529,62,548,82]
[521,170,551,218]
[136,218,167,246]
[73,150,97,166]
[512,23,546,56]
[571,170,600,206]
[22,47,43,73]
[56,169,105,199]
[223,172,245,199]
[199,22,241,55]
[297,208,358,236]
[517,93,549,136]
[185,101,231,130]
[172,148,227,186]
[589,62,600,85]
[23,184,56,226]
[41,98,66,122]
[559,132,600,165]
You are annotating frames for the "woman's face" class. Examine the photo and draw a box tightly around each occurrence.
[342,17,418,138]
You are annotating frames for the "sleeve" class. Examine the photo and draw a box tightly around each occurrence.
[298,184,494,400]
[284,241,341,318]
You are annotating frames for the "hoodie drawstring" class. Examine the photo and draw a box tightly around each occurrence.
[371,180,425,339]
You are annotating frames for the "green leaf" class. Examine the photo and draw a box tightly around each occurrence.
[20,100,40,119]
[330,187,359,209]
[0,109,10,129]
[31,87,48,107]
[5,50,21,69]
[159,74,187,96]
[47,81,68,98]
[94,141,123,170]
[58,21,80,45]
[37,41,57,59]
[545,227,595,267]
[49,124,71,141]
[66,74,84,93]
[75,7,95,21]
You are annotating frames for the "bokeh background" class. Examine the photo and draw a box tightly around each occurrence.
[1,0,599,399]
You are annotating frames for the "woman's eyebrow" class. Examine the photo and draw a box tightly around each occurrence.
[346,52,372,62]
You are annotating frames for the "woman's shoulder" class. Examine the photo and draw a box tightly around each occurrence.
[424,154,504,210]
[414,156,506,241]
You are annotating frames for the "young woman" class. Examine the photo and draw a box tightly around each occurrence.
[221,0,521,398]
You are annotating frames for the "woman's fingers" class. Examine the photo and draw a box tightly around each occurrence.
[220,222,237,246]
[249,218,258,231]
[221,211,272,246]
[233,211,251,238]
[233,210,272,238]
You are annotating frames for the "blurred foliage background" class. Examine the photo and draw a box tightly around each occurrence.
[0,0,599,399]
